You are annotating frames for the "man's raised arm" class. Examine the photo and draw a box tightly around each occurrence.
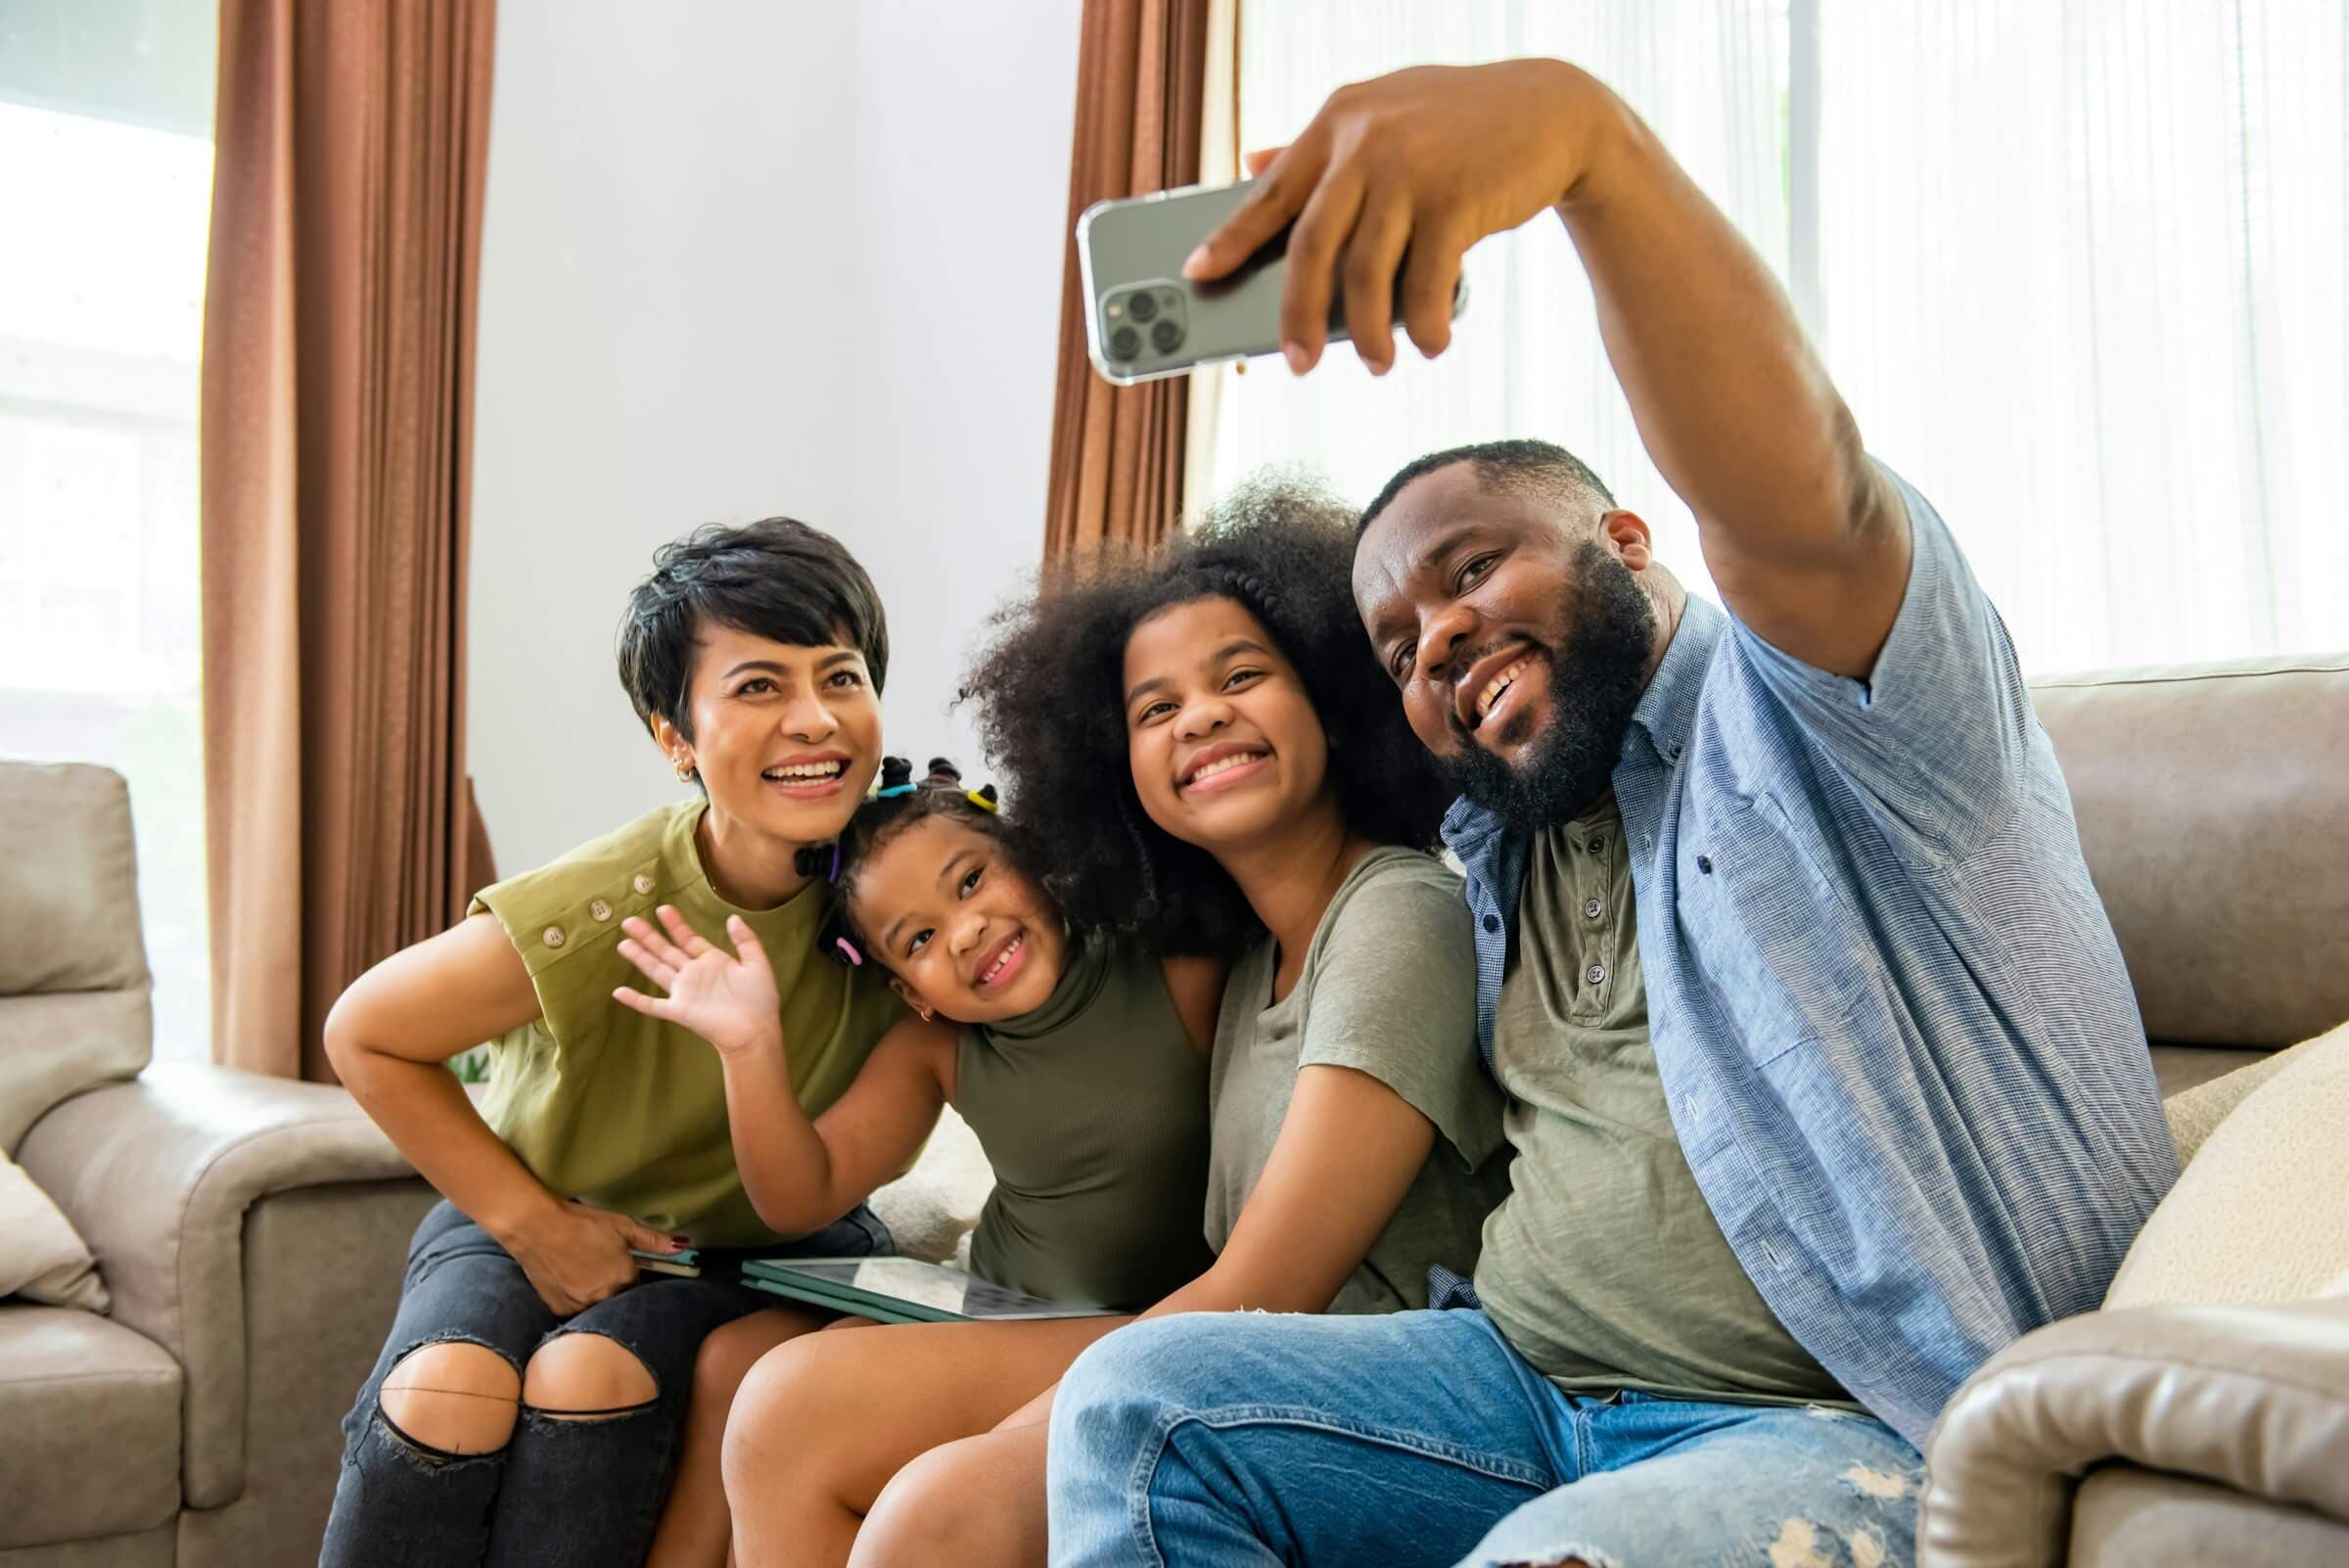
[1186,59,1910,678]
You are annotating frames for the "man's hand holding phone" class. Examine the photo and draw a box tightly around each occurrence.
[1182,59,1606,377]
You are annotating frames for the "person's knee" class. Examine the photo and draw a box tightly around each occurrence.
[692,1313,792,1408]
[379,1340,521,1455]
[721,1335,857,1501]
[856,1441,998,1562]
[1058,1315,1214,1422]
[521,1331,658,1418]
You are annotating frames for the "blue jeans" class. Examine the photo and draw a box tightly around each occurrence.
[320,1199,890,1568]
[1047,1309,1923,1568]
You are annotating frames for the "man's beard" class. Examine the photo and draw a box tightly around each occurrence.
[1444,541,1657,832]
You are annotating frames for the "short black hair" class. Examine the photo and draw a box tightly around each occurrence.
[1359,438,1617,538]
[616,517,889,738]
[962,471,1451,955]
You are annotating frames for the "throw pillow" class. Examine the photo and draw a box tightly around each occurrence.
[2110,1019,2349,1310]
[0,1150,109,1312]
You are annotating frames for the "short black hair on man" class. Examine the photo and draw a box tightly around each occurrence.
[1358,438,1618,538]
[616,516,889,739]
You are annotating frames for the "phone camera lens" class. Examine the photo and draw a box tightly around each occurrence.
[1109,324,1141,360]
[1126,291,1159,323]
[1149,318,1181,353]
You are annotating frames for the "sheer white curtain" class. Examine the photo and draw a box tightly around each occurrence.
[1817,2,2347,669]
[1202,1,2349,672]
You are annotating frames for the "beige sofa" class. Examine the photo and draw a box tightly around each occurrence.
[1,764,436,1568]
[3,651,2344,1566]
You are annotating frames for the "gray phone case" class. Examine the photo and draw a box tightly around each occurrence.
[1077,179,1468,386]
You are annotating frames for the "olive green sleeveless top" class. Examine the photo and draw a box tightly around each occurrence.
[471,799,903,1248]
[954,934,1216,1310]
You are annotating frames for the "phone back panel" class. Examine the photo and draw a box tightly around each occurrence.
[1076,180,1303,386]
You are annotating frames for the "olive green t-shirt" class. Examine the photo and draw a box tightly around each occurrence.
[1207,846,1510,1314]
[1473,804,1850,1405]
[471,799,903,1248]
[955,933,1216,1311]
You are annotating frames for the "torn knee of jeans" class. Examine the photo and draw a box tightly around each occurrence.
[520,1328,660,1421]
[376,1336,522,1460]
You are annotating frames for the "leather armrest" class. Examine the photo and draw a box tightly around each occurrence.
[1918,1297,2349,1568]
[16,1063,419,1508]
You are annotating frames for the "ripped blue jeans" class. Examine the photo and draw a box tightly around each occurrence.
[319,1199,889,1568]
[1047,1308,1922,1568]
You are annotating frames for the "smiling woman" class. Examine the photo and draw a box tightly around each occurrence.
[313,515,919,1568]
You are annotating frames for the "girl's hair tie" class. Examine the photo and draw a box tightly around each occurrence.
[966,785,999,813]
[833,935,864,966]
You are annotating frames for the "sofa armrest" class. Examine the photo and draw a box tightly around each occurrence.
[16,1063,419,1508]
[1918,1297,2349,1568]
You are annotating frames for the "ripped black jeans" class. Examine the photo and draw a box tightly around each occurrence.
[318,1199,891,1568]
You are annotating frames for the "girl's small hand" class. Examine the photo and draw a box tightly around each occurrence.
[613,906,784,1060]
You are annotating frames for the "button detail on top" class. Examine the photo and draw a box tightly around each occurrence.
[540,926,566,949]
[588,899,614,921]
[632,873,656,895]
[1696,854,1714,875]
[1588,837,1607,856]
[1583,897,1603,920]
[1585,962,1607,986]
[1482,913,1500,934]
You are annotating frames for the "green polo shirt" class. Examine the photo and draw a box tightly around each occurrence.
[470,799,902,1248]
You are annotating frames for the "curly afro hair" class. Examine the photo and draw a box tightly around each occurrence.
[961,471,1451,955]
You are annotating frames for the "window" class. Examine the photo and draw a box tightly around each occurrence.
[1203,1,2349,672]
[1,6,217,1059]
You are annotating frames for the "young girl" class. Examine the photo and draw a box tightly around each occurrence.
[716,478,1511,1568]
[317,518,915,1568]
[625,757,1224,1568]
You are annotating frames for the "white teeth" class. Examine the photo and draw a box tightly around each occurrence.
[764,761,845,780]
[1477,657,1533,717]
[1186,752,1266,786]
[982,932,1024,984]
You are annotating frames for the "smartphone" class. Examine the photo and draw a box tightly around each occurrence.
[1076,179,1468,386]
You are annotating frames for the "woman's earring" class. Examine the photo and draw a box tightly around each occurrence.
[673,759,696,782]
[916,1004,935,1023]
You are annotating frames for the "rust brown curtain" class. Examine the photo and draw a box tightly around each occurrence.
[200,0,497,1081]
[1042,0,1215,561]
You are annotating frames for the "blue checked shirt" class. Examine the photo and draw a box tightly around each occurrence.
[1442,468,2178,1450]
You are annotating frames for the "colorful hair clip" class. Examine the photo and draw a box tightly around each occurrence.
[824,842,841,884]
[833,936,863,966]
[965,787,998,813]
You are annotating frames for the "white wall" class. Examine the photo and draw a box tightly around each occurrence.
[469,0,1080,873]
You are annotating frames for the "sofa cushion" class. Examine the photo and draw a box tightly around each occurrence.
[0,1305,180,1548]
[0,1152,107,1312]
[2030,654,2349,1050]
[0,763,153,1155]
[2113,1020,2349,1310]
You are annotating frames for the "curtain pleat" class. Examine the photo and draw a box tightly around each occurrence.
[200,0,498,1081]
[1042,0,1216,562]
